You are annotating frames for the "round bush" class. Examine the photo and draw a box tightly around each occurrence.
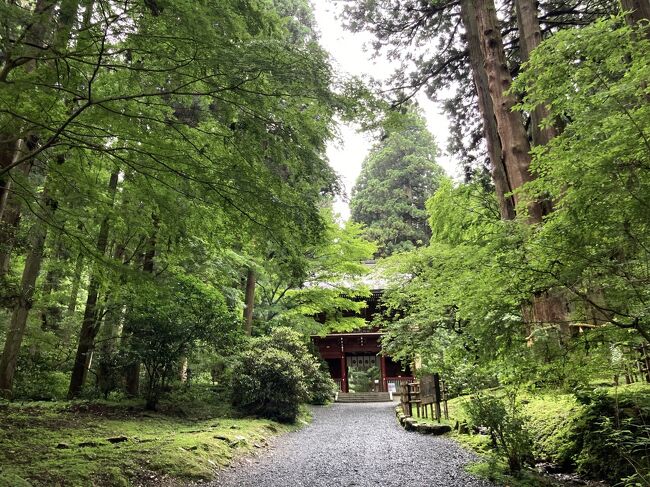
[231,348,308,423]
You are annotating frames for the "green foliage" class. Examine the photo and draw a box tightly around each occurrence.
[254,207,376,334]
[306,367,337,406]
[350,109,444,257]
[1,0,364,406]
[348,365,380,393]
[231,348,307,423]
[123,275,240,410]
[570,387,650,484]
[512,15,650,340]
[231,327,333,422]
[463,391,534,473]
[13,370,68,402]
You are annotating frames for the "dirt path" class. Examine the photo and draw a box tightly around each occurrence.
[211,402,493,487]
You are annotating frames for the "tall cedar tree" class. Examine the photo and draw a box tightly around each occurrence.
[350,110,444,257]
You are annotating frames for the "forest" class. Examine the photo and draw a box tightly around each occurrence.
[0,0,649,486]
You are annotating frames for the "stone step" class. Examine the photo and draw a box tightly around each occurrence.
[336,392,392,403]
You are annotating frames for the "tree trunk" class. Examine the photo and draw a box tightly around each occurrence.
[124,215,158,397]
[68,170,119,398]
[66,253,84,315]
[460,0,515,220]
[0,198,23,279]
[243,267,256,336]
[0,145,36,281]
[0,0,54,203]
[622,0,650,37]
[473,0,543,223]
[179,356,189,383]
[0,0,78,277]
[515,0,557,148]
[0,190,54,396]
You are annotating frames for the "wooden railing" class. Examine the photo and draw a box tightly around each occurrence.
[385,376,415,393]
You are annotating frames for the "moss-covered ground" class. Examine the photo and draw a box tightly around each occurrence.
[408,383,650,486]
[0,395,305,487]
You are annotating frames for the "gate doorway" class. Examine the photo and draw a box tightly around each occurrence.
[347,353,380,392]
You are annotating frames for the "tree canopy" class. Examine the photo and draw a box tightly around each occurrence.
[350,109,444,257]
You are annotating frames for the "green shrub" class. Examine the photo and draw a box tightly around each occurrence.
[13,370,68,401]
[231,348,307,422]
[523,392,584,470]
[571,388,650,485]
[230,327,336,419]
[349,370,371,393]
[259,327,335,404]
[464,391,534,473]
[307,367,336,405]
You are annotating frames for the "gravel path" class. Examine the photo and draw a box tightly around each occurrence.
[211,402,494,487]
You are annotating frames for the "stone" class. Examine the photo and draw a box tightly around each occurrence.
[422,424,452,436]
[458,422,469,435]
[78,441,100,448]
[106,435,128,444]
[214,435,230,442]
[229,425,241,430]
[404,418,418,431]
[228,435,247,448]
[56,442,70,449]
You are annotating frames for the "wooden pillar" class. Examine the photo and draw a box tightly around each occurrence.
[340,355,347,392]
[380,355,387,393]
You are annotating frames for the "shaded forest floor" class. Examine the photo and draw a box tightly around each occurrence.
[0,394,302,487]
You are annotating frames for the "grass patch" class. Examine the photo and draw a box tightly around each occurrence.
[0,394,306,486]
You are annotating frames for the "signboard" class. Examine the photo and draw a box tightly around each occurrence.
[387,382,397,393]
[419,374,440,404]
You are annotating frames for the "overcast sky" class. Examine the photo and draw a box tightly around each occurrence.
[311,1,458,220]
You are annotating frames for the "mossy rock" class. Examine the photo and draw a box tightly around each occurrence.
[0,473,32,487]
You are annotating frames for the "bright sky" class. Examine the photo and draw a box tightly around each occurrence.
[311,1,459,220]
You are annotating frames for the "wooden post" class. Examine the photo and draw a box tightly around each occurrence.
[442,379,449,420]
[243,268,255,336]
[340,355,347,393]
[380,355,387,392]
[433,373,442,423]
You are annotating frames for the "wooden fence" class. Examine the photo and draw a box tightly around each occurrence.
[400,373,449,423]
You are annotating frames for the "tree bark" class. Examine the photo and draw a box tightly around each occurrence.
[243,267,256,336]
[515,0,558,148]
[66,253,84,316]
[0,0,54,205]
[0,189,54,397]
[0,197,23,279]
[622,0,650,37]
[460,0,515,220]
[124,215,158,397]
[473,0,543,223]
[68,170,120,398]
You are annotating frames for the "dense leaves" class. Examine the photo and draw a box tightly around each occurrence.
[350,109,444,256]
[0,0,360,402]
[231,327,335,422]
